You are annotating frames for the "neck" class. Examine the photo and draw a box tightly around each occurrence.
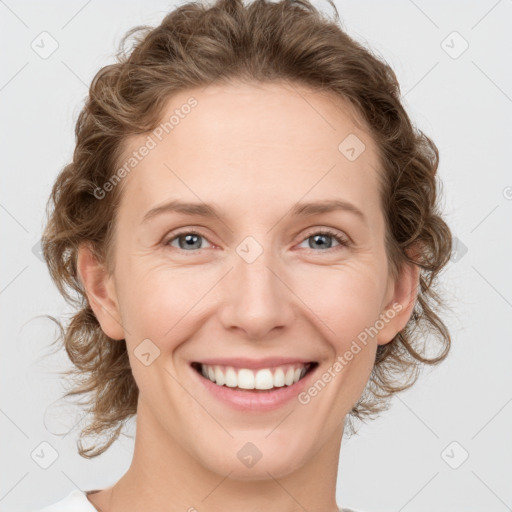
[94,400,344,512]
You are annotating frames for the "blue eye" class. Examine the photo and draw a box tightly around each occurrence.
[163,228,349,253]
[164,231,212,251]
[297,230,349,251]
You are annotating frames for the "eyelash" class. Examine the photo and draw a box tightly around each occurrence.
[162,228,350,253]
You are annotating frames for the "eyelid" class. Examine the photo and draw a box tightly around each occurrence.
[297,228,350,251]
[163,225,351,252]
[162,228,215,249]
[300,226,350,245]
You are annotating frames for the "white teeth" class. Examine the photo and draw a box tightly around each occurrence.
[273,368,285,387]
[238,369,255,389]
[214,366,225,386]
[254,369,273,390]
[225,367,237,388]
[198,363,312,390]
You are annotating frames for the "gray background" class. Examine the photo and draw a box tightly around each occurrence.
[1,1,511,511]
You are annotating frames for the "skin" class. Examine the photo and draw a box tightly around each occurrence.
[77,81,418,512]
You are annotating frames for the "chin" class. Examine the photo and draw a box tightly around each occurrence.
[190,432,313,481]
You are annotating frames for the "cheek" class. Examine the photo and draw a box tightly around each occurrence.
[290,263,387,347]
[119,269,197,395]
[119,264,213,342]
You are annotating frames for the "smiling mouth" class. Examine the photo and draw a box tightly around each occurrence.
[191,361,318,392]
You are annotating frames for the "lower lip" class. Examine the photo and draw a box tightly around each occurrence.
[191,365,317,412]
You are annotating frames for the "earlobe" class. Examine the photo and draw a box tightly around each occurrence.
[76,243,125,340]
[376,258,420,346]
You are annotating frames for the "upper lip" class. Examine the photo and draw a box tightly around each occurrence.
[192,357,316,370]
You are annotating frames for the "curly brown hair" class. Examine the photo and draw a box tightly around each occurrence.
[40,0,452,458]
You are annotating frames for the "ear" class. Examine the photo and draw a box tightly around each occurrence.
[76,243,125,340]
[376,249,420,346]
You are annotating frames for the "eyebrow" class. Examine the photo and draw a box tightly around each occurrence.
[141,198,367,225]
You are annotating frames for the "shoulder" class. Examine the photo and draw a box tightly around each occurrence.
[35,489,97,512]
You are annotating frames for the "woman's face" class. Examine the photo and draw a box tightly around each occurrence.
[82,81,416,479]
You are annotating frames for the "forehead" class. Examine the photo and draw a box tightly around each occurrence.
[115,81,383,225]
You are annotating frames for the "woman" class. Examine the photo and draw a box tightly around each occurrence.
[37,0,452,510]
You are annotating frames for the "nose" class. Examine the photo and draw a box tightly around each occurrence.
[218,246,295,341]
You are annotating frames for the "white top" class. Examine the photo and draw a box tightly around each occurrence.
[36,489,362,512]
